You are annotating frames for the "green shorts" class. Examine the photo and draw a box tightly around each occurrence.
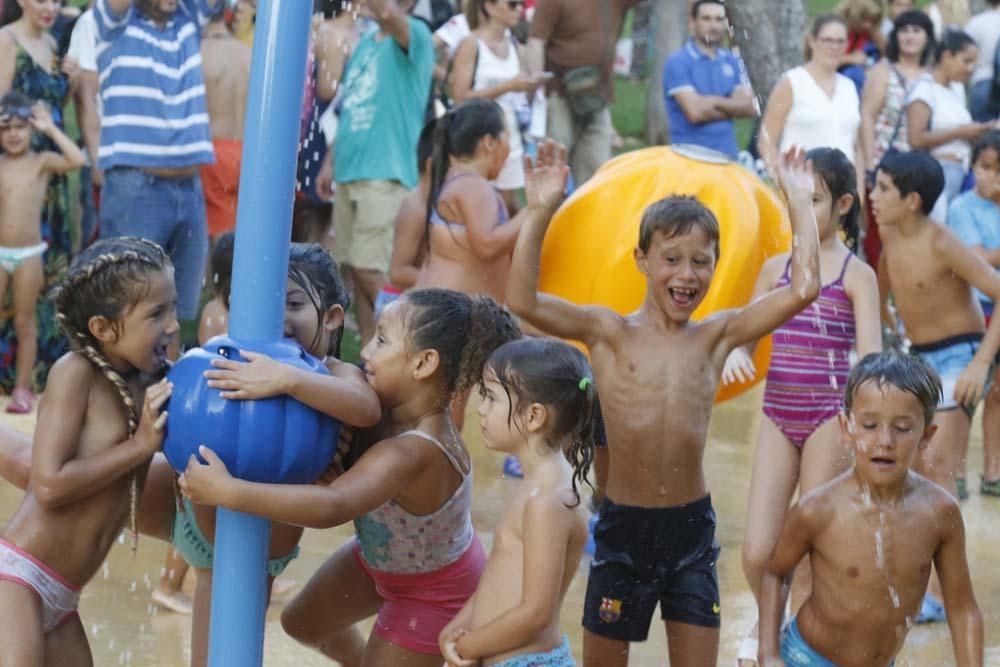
[171,498,299,577]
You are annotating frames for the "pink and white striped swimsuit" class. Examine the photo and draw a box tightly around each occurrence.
[762,254,856,448]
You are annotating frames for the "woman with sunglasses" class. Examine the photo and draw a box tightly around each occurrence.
[450,0,548,215]
[0,0,79,413]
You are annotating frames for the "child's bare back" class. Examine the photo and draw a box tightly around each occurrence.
[790,471,956,667]
[2,354,155,586]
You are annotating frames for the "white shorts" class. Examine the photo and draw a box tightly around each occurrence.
[0,539,80,633]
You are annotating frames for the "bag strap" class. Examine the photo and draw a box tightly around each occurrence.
[886,65,908,148]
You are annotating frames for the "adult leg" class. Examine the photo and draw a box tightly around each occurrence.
[44,615,93,667]
[546,94,581,179]
[739,418,801,666]
[570,107,613,186]
[169,177,210,328]
[0,581,45,666]
[361,634,443,667]
[982,366,1000,488]
[664,621,719,667]
[280,541,381,665]
[11,256,44,392]
[790,417,852,612]
[582,630,629,667]
[352,267,383,346]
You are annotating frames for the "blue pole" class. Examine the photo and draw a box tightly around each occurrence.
[208,1,312,665]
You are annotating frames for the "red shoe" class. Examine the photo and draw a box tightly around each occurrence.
[5,387,35,414]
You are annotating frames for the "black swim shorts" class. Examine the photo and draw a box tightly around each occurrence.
[582,495,721,641]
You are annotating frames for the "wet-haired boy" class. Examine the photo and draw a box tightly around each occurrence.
[508,143,822,665]
[759,352,983,667]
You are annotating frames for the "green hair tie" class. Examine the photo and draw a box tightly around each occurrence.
[578,377,592,392]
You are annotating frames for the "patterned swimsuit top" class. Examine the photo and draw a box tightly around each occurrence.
[769,254,856,372]
[353,430,474,575]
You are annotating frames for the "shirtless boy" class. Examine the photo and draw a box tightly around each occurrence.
[0,92,85,414]
[873,150,1000,503]
[759,351,983,667]
[507,142,822,666]
[200,11,251,240]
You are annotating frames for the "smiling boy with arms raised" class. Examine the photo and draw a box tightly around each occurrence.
[507,144,821,667]
[758,352,982,667]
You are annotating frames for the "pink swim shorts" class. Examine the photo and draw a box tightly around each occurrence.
[352,537,486,654]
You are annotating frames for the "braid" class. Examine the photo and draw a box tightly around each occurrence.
[51,238,171,553]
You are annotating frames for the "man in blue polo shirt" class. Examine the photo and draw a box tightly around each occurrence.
[94,0,218,336]
[663,0,754,159]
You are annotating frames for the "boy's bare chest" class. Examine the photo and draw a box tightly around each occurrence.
[819,510,936,591]
[887,245,955,301]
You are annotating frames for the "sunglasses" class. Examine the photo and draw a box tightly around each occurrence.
[0,106,32,125]
[506,0,524,8]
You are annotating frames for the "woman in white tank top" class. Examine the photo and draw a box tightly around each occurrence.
[760,15,864,193]
[450,0,547,213]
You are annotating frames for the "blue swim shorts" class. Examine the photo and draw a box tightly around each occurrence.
[491,636,575,667]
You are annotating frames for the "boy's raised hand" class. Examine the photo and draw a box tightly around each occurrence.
[135,379,172,456]
[204,350,291,400]
[178,445,233,506]
[523,139,570,213]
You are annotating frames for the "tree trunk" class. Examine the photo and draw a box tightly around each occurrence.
[643,0,688,146]
[728,0,808,106]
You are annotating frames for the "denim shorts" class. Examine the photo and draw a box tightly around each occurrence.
[99,167,209,321]
[910,333,984,417]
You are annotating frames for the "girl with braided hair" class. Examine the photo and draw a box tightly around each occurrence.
[0,242,382,667]
[0,237,175,664]
[181,288,522,667]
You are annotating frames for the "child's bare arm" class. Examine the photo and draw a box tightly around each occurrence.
[721,149,821,353]
[455,496,571,661]
[0,423,31,491]
[458,182,524,260]
[32,105,85,174]
[759,499,823,661]
[845,260,882,358]
[32,358,171,509]
[179,436,426,529]
[937,229,1000,405]
[507,142,620,346]
[204,352,382,427]
[934,498,984,667]
[387,193,426,290]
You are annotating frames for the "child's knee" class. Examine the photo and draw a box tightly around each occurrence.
[13,311,35,335]
[280,604,312,643]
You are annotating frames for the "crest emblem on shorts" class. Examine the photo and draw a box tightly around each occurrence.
[599,597,622,623]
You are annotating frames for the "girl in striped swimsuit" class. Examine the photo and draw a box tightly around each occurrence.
[724,148,883,666]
